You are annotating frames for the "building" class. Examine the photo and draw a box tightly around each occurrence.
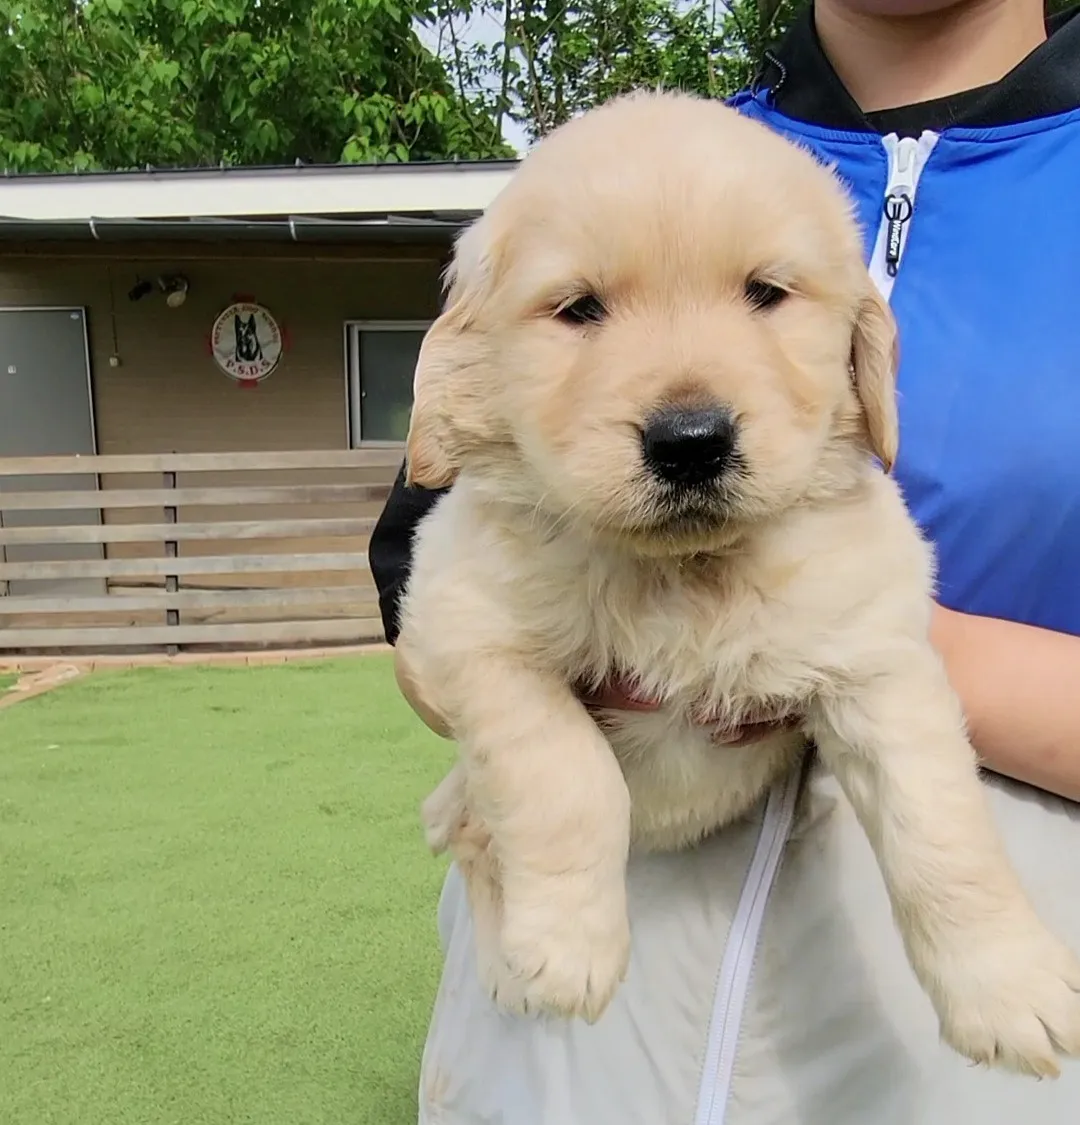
[0,159,516,654]
[0,158,516,465]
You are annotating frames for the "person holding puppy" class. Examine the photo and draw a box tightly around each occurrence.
[370,0,1080,1120]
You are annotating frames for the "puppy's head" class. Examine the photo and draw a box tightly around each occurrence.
[406,91,898,554]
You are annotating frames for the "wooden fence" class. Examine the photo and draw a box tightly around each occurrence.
[0,449,403,655]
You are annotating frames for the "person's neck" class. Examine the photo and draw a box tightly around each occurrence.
[813,0,1048,112]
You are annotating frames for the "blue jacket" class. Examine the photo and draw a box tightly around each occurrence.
[370,6,1080,639]
[728,6,1080,635]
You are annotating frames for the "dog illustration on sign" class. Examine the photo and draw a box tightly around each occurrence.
[234,314,264,365]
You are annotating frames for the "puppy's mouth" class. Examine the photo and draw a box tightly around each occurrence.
[588,475,744,557]
[640,484,743,537]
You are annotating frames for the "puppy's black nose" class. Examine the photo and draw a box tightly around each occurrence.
[641,407,736,486]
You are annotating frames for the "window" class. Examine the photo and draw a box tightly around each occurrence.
[345,321,430,445]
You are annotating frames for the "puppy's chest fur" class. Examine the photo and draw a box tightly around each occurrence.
[498,522,826,726]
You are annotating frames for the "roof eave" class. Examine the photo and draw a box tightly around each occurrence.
[0,161,516,223]
[0,214,475,244]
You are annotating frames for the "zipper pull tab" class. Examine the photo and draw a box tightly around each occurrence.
[883,136,919,278]
[869,131,938,298]
[884,192,913,278]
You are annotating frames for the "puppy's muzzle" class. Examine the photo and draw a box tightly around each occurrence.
[641,406,737,488]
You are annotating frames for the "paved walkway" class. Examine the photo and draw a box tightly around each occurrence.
[0,643,391,673]
[0,644,393,709]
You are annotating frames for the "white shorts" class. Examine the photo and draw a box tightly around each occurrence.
[417,760,1080,1125]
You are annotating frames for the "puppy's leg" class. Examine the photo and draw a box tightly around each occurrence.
[422,766,508,1001]
[421,763,470,856]
[449,660,632,1024]
[808,647,1080,1078]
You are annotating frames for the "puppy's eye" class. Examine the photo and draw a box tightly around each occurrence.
[744,278,788,312]
[556,293,607,327]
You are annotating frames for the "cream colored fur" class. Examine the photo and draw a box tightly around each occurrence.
[396,91,1080,1077]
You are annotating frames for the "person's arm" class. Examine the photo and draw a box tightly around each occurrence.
[375,462,1080,792]
[930,605,1080,802]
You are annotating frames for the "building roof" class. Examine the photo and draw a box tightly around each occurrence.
[0,158,520,243]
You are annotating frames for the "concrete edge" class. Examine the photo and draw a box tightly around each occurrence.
[0,642,393,675]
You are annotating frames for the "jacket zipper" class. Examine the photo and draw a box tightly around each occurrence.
[693,763,803,1125]
[867,130,939,300]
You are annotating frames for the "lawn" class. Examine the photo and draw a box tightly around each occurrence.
[0,656,455,1125]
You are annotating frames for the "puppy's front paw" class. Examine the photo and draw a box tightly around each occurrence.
[420,766,469,855]
[927,915,1080,1077]
[489,873,630,1024]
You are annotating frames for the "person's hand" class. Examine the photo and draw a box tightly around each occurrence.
[576,675,664,713]
[577,675,800,746]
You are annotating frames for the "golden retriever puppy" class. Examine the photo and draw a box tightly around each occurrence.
[395,90,1080,1077]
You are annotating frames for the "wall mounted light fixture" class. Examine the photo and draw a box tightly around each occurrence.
[127,273,190,307]
[159,274,189,308]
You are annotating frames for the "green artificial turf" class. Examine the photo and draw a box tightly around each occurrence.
[0,656,455,1125]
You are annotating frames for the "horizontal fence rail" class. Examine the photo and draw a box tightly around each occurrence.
[0,449,403,656]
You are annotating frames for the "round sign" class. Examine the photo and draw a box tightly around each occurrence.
[211,301,283,383]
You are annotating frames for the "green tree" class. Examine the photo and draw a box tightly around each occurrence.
[433,0,803,145]
[0,0,512,173]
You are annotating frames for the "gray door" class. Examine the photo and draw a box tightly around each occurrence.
[0,308,105,597]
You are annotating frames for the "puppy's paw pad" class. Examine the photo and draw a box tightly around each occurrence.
[936,931,1080,1078]
[495,892,630,1024]
[507,934,630,1024]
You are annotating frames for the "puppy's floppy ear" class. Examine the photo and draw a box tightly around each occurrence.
[404,220,496,489]
[851,285,900,472]
[404,312,463,489]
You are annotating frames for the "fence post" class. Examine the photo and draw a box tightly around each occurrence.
[164,466,179,656]
[0,506,7,598]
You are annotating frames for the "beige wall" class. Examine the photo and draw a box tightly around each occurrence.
[0,243,444,461]
[0,244,443,624]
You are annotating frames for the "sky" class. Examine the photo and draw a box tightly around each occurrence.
[415,7,531,154]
